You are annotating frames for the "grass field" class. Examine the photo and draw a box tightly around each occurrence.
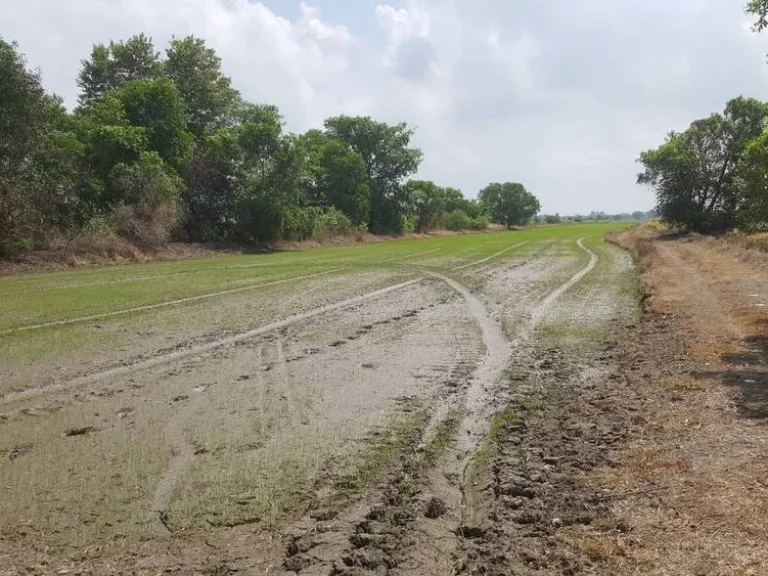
[0,222,633,575]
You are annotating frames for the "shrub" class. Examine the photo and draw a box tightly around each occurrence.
[280,206,320,241]
[314,207,354,239]
[443,210,489,231]
[107,152,183,247]
[443,210,471,231]
[470,214,490,230]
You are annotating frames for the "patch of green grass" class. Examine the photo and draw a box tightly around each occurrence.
[0,223,629,330]
[326,406,430,511]
[466,407,518,484]
[0,223,630,396]
[424,409,463,464]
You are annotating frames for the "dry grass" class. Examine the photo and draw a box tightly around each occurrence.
[571,226,768,575]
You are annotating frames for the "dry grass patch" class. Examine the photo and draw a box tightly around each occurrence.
[655,375,721,391]
[572,227,768,575]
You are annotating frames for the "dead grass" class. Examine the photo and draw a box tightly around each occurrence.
[572,225,768,575]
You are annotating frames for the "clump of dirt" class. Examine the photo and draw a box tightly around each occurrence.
[454,332,642,575]
[63,425,97,437]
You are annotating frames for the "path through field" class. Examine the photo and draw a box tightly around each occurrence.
[0,224,635,575]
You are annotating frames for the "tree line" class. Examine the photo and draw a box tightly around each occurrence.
[637,2,768,234]
[0,34,541,257]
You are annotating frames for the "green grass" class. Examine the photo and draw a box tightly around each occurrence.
[0,224,627,328]
[325,405,429,512]
[0,223,629,396]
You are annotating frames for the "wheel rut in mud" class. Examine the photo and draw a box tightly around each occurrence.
[259,237,607,576]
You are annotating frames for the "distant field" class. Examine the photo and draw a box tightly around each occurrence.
[0,222,633,574]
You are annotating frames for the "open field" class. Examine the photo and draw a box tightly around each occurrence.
[1,223,639,575]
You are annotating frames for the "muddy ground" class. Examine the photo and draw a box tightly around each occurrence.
[7,229,756,576]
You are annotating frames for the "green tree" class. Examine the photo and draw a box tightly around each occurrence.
[406,180,446,232]
[183,128,241,241]
[77,34,162,105]
[164,36,240,138]
[109,151,183,246]
[638,97,768,232]
[30,98,94,239]
[75,93,148,189]
[324,116,422,233]
[298,130,370,225]
[116,77,195,172]
[736,126,768,231]
[231,104,307,243]
[478,182,540,228]
[0,37,55,253]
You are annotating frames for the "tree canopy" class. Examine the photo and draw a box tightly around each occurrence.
[0,33,544,256]
[479,183,541,228]
[638,97,768,232]
[636,3,768,234]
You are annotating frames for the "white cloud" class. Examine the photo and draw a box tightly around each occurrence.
[5,0,768,213]
[375,2,431,45]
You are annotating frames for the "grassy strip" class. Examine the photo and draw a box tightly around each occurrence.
[325,407,431,512]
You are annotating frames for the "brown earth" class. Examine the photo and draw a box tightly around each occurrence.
[389,228,768,576]
[1,236,611,575]
[448,228,768,576]
[569,229,768,575]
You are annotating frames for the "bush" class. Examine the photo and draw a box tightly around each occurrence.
[107,152,183,247]
[111,202,178,247]
[443,210,489,231]
[443,210,471,231]
[314,207,354,239]
[470,214,490,230]
[280,206,320,241]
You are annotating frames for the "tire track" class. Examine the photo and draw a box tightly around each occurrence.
[456,236,599,529]
[0,268,348,336]
[275,237,598,575]
[399,237,600,569]
[0,278,424,405]
[2,250,442,336]
[530,236,598,327]
[453,241,529,271]
[0,245,509,405]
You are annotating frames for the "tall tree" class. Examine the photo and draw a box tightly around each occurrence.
[77,34,162,105]
[184,128,241,241]
[736,126,768,231]
[298,130,370,225]
[75,92,148,189]
[407,180,446,232]
[479,182,540,228]
[638,97,768,232]
[324,116,422,233]
[0,37,49,252]
[116,77,195,172]
[164,36,240,138]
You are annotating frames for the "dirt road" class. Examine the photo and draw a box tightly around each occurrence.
[0,229,637,575]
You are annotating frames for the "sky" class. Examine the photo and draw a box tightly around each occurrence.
[4,0,768,214]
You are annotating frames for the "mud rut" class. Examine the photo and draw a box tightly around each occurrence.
[0,237,610,575]
[218,237,602,576]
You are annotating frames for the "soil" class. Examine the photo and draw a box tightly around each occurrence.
[9,229,762,576]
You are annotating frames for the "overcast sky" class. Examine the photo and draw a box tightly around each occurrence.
[5,0,768,213]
